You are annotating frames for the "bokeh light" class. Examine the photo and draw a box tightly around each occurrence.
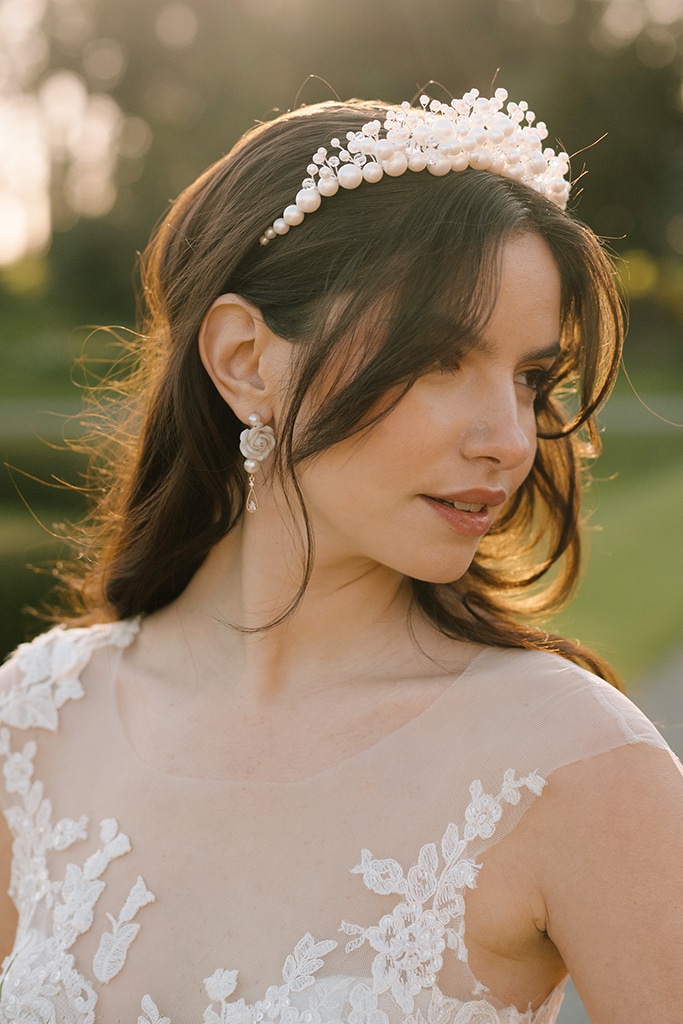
[155,1,199,49]
[620,248,660,296]
[0,0,148,264]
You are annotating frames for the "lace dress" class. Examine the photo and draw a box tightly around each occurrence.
[0,620,675,1024]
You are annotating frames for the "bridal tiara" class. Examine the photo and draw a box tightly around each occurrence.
[259,88,571,246]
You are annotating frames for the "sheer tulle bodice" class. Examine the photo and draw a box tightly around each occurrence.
[0,621,672,1023]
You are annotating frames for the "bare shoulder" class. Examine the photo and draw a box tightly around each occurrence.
[0,807,17,960]
[536,741,683,1021]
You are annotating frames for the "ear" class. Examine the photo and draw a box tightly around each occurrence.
[198,294,290,425]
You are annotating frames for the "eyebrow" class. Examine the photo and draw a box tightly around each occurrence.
[471,336,562,361]
[523,342,562,362]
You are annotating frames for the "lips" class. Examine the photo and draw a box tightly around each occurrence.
[420,489,508,537]
[432,498,486,513]
[425,488,508,511]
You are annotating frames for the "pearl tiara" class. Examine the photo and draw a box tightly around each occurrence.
[259,88,571,246]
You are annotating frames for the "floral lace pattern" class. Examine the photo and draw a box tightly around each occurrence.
[141,773,550,1024]
[0,623,562,1024]
[0,722,155,1021]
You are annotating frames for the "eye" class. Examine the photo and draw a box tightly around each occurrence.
[515,367,555,397]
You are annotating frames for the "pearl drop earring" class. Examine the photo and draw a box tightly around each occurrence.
[239,413,276,513]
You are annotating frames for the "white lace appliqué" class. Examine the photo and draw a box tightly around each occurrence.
[0,621,153,1023]
[0,724,155,1021]
[340,771,546,1014]
[1,622,558,1024]
[139,770,549,1024]
[0,621,139,734]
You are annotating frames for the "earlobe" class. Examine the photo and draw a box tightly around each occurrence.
[198,294,272,423]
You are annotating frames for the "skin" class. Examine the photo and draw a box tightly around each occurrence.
[1,233,683,1018]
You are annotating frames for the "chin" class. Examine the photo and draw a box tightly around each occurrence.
[404,559,475,586]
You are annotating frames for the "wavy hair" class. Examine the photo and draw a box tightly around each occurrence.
[63,99,624,684]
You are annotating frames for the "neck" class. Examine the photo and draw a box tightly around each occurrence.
[153,502,419,702]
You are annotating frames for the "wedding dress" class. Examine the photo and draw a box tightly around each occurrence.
[0,620,673,1023]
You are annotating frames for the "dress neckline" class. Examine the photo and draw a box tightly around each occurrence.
[100,619,501,788]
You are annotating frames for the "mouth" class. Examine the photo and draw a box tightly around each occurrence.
[420,489,507,537]
[430,498,487,513]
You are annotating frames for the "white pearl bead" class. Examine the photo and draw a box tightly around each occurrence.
[248,413,261,425]
[450,152,469,171]
[432,119,453,140]
[529,153,547,175]
[295,188,322,213]
[317,177,339,197]
[470,150,492,170]
[283,205,305,226]
[273,218,290,235]
[375,139,395,161]
[383,152,408,176]
[408,153,428,172]
[412,124,431,146]
[362,162,383,183]
[265,227,276,240]
[244,459,257,473]
[337,163,363,189]
[427,155,451,176]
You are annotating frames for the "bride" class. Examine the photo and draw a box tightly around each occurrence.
[0,88,681,1023]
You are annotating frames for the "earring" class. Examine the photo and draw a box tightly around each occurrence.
[239,413,276,513]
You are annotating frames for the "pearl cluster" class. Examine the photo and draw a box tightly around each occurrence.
[259,89,571,245]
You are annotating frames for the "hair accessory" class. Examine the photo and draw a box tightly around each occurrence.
[239,413,276,513]
[260,88,571,245]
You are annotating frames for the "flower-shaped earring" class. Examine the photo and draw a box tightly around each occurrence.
[239,413,276,513]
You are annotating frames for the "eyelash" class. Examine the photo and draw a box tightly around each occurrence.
[516,368,555,395]
[431,362,558,399]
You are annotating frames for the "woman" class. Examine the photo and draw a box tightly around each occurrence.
[0,89,681,1023]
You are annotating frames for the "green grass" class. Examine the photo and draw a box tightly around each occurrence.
[1,426,682,678]
[550,439,683,684]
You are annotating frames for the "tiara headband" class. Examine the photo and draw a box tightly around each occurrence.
[259,88,571,246]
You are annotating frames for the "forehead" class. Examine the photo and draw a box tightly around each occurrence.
[464,235,562,356]
[437,233,561,344]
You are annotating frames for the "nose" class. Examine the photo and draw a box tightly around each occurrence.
[460,392,536,470]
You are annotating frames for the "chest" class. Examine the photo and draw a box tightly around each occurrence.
[3,719,563,1024]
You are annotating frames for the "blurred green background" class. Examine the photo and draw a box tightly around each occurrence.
[0,0,681,682]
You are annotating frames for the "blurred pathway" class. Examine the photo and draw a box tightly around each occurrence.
[557,641,683,1022]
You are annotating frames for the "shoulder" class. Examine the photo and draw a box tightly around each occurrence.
[463,645,671,776]
[0,618,140,732]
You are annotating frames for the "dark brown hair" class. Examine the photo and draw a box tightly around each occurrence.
[66,99,624,684]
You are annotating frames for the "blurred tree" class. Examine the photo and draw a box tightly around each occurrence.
[1,0,681,337]
[0,0,681,658]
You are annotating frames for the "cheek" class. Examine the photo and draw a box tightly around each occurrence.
[519,415,539,480]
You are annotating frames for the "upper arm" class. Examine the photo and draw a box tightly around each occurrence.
[537,742,683,1023]
[0,810,17,960]
[0,656,22,960]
